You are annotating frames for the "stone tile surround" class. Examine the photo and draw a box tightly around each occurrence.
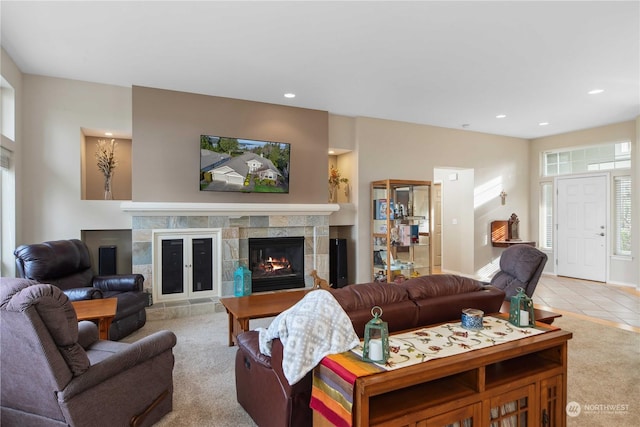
[122,202,338,319]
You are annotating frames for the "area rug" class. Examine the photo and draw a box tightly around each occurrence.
[123,311,638,426]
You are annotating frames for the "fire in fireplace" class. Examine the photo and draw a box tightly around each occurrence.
[248,237,305,292]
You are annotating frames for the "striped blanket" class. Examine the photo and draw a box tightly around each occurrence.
[310,351,384,427]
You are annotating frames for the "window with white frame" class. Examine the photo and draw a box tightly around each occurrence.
[542,141,631,177]
[614,176,631,256]
[540,182,553,250]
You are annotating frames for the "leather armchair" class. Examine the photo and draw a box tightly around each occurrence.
[0,278,176,427]
[14,239,147,340]
[490,244,548,299]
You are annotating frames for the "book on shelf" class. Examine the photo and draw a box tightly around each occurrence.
[373,199,394,220]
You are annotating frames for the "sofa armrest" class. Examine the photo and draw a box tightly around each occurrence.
[59,330,177,401]
[64,287,103,301]
[270,338,313,392]
[92,274,144,293]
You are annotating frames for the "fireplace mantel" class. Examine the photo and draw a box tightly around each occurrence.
[121,202,340,217]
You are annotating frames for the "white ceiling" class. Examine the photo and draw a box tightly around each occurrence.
[2,1,638,139]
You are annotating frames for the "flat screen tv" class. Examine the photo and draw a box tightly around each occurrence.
[200,135,290,193]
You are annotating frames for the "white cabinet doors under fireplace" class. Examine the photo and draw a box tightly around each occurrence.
[153,229,222,303]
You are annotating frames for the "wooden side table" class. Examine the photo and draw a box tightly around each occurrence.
[72,298,118,340]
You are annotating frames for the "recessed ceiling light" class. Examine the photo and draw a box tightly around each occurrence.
[539,122,550,126]
[496,114,506,119]
[588,89,604,95]
[328,150,335,154]
[105,132,113,136]
[284,93,296,98]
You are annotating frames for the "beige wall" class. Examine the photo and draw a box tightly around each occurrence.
[530,120,638,286]
[131,86,328,203]
[19,75,133,244]
[8,58,638,287]
[345,116,531,282]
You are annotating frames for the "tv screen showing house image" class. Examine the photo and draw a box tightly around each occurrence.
[200,135,291,193]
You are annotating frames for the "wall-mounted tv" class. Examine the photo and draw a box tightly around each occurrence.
[200,135,290,193]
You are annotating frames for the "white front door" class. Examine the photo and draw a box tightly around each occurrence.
[556,174,607,282]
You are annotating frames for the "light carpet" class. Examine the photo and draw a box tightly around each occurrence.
[123,311,639,426]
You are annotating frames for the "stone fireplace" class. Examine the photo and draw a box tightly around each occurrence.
[122,202,338,300]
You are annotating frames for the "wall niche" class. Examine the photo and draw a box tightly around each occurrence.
[81,131,132,201]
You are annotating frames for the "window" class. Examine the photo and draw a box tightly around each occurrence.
[614,176,631,256]
[540,182,553,250]
[543,141,631,177]
[1,77,15,141]
[0,146,15,276]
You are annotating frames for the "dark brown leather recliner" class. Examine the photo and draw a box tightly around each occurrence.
[235,275,505,427]
[14,239,147,341]
[0,277,176,427]
[489,244,548,300]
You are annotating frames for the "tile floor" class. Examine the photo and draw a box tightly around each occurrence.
[533,274,639,330]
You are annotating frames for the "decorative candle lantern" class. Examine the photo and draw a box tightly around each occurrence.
[509,287,535,327]
[234,263,252,297]
[362,306,390,363]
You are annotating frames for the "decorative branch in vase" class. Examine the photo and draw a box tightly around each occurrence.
[95,139,118,200]
[328,166,348,203]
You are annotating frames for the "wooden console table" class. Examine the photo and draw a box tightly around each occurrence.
[313,318,572,427]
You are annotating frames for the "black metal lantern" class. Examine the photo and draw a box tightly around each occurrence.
[509,287,535,327]
[362,306,390,363]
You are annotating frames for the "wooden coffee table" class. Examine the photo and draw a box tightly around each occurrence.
[220,289,312,346]
[499,300,561,324]
[72,298,118,340]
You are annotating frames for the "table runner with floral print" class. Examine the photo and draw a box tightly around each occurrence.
[350,315,548,370]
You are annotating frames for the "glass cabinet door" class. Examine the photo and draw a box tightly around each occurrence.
[192,237,213,292]
[161,238,184,294]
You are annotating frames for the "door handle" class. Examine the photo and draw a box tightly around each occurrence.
[597,233,605,236]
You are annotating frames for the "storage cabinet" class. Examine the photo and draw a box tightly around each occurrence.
[371,179,431,283]
[153,229,222,302]
[350,326,572,427]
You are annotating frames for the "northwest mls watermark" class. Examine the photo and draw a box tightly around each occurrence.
[566,401,631,417]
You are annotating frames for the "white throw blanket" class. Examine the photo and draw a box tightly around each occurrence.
[257,289,359,385]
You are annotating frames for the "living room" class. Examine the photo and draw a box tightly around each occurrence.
[1,1,639,426]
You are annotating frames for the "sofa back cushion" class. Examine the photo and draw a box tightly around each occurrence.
[14,239,94,290]
[399,274,484,300]
[330,283,417,337]
[412,286,506,325]
[330,282,409,311]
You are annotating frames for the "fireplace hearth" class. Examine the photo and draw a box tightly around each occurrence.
[249,237,305,292]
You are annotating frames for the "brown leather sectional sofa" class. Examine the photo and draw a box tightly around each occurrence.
[235,274,506,427]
